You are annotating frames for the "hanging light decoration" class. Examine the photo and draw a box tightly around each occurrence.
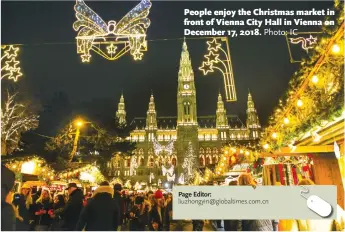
[297,99,303,107]
[311,75,319,84]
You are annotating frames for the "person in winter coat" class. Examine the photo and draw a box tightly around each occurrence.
[50,194,65,231]
[164,194,172,231]
[128,196,150,231]
[12,183,34,230]
[149,190,165,231]
[113,183,125,227]
[1,165,17,231]
[33,189,54,231]
[53,183,84,231]
[75,181,120,231]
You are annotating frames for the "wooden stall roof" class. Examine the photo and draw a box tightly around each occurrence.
[260,117,344,157]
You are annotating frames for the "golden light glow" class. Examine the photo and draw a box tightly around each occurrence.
[21,161,36,175]
[12,165,17,169]
[240,149,243,154]
[297,99,303,107]
[311,75,319,84]
[284,118,290,124]
[73,0,152,63]
[263,144,269,149]
[75,119,84,127]
[245,151,250,156]
[223,157,226,161]
[332,44,340,54]
[199,37,237,102]
[1,45,23,82]
[272,132,278,139]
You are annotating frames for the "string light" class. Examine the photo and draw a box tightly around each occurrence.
[297,99,303,107]
[284,118,290,124]
[311,75,319,84]
[1,45,23,82]
[332,44,340,54]
[199,37,237,102]
[272,132,278,139]
[73,0,152,63]
[263,144,270,149]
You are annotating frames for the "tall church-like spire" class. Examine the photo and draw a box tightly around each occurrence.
[178,40,194,81]
[116,93,126,124]
[246,91,261,139]
[216,93,229,128]
[177,40,198,126]
[146,93,157,130]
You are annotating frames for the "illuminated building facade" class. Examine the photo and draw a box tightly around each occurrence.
[108,41,261,184]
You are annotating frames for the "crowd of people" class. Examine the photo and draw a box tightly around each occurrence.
[3,164,324,231]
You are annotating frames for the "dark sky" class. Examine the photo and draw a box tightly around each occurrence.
[1,0,333,145]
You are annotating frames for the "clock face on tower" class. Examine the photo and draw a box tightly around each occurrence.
[184,84,190,90]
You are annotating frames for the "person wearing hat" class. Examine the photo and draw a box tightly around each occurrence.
[149,190,165,231]
[52,183,83,231]
[12,182,34,230]
[76,181,119,231]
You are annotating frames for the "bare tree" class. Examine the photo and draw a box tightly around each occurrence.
[1,91,39,154]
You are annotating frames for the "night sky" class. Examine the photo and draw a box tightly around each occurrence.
[1,0,333,153]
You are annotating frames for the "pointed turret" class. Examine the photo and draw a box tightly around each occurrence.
[116,93,126,124]
[178,40,194,81]
[246,91,261,139]
[216,93,229,128]
[146,93,157,130]
[177,40,197,126]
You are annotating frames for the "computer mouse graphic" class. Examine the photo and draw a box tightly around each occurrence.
[306,195,332,218]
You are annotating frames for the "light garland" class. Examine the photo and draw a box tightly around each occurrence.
[182,142,196,182]
[4,156,55,182]
[73,0,152,63]
[153,137,175,155]
[289,35,318,52]
[199,37,237,102]
[1,45,23,82]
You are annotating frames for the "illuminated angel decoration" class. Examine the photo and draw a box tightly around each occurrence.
[162,165,175,182]
[153,137,175,156]
[73,0,152,63]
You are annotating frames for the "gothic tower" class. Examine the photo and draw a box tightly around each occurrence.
[176,40,199,170]
[216,93,229,140]
[246,91,261,139]
[116,93,126,124]
[146,93,157,142]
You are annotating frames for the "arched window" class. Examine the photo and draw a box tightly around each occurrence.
[212,147,218,154]
[126,159,130,167]
[199,155,205,166]
[165,156,170,166]
[213,155,218,164]
[148,156,154,167]
[172,157,177,166]
[139,156,145,166]
[199,147,204,154]
[206,156,212,165]
[158,156,163,167]
[206,147,211,154]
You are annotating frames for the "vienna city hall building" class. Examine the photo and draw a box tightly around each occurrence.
[107,41,261,186]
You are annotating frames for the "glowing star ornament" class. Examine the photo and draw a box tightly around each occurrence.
[1,45,23,82]
[73,0,152,63]
[199,37,237,102]
[290,35,317,52]
[199,61,214,75]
